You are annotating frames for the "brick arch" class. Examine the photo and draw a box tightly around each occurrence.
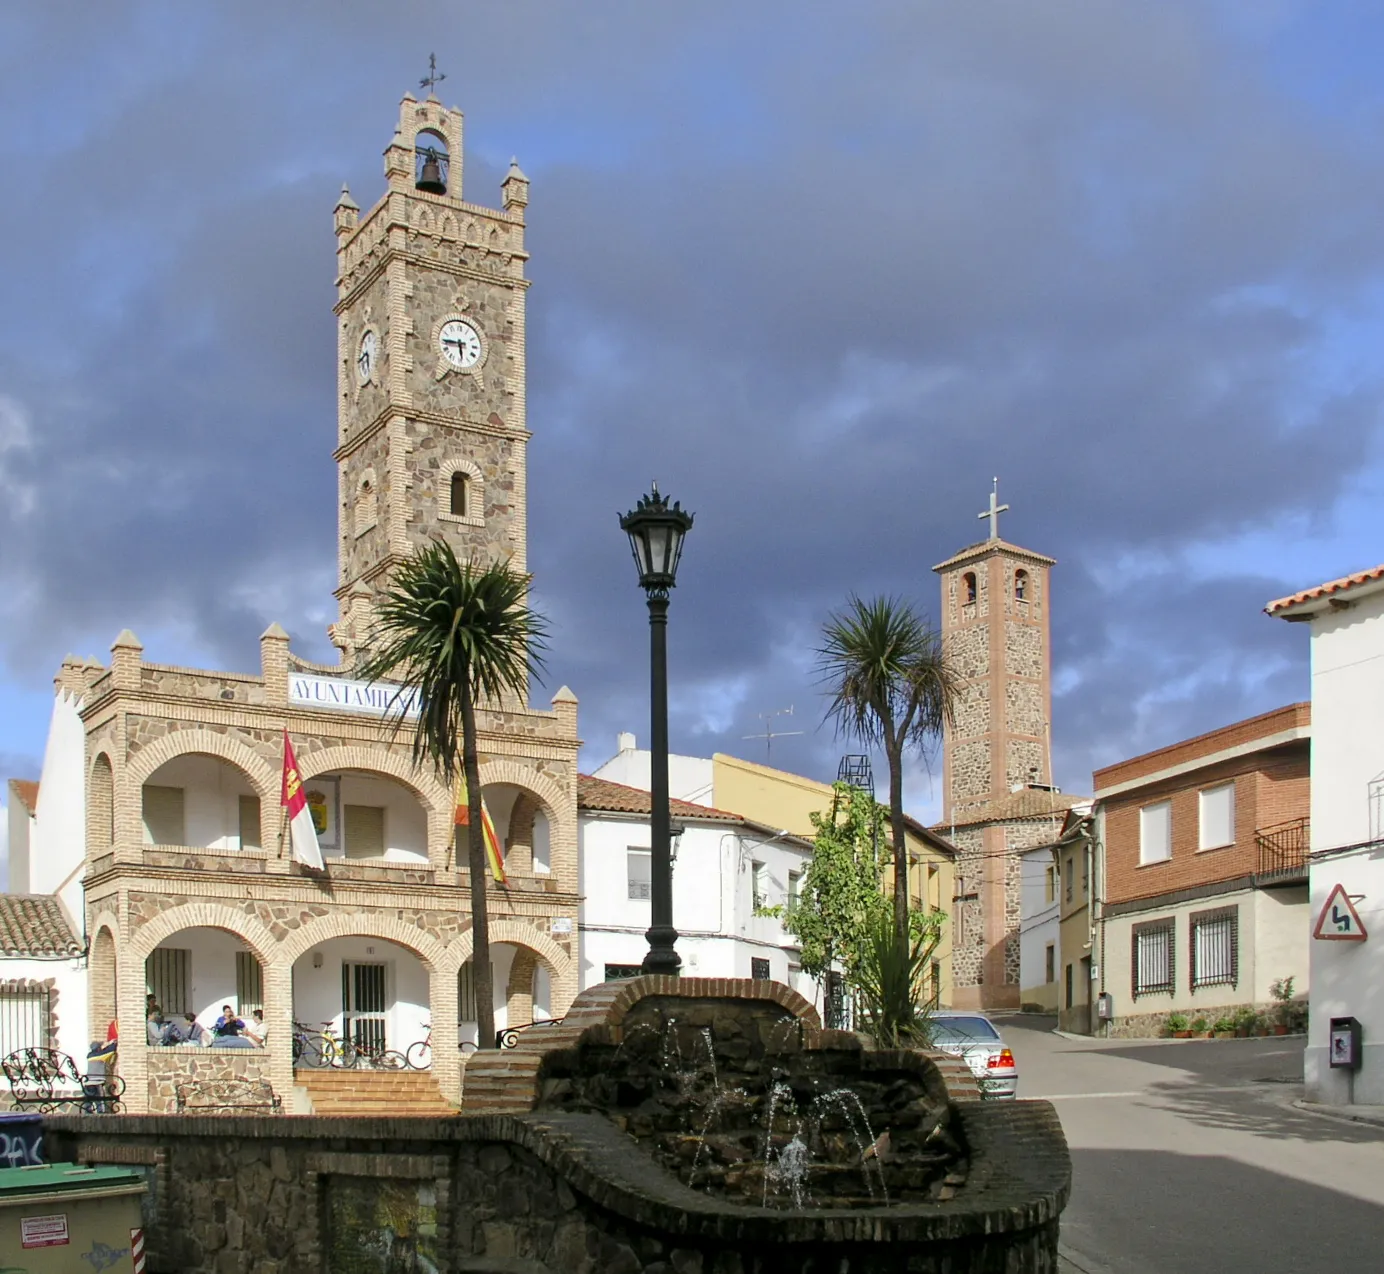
[295,745,449,815]
[476,759,566,827]
[279,912,448,972]
[128,902,279,969]
[126,729,276,804]
[446,918,568,979]
[89,911,120,951]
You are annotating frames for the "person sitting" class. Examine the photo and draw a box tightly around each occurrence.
[159,1016,187,1046]
[145,1006,165,1047]
[182,1013,211,1047]
[245,1009,267,1048]
[212,1005,254,1048]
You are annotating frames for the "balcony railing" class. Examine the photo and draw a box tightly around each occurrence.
[1255,817,1310,884]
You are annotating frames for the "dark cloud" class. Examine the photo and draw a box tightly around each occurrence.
[0,1,1380,805]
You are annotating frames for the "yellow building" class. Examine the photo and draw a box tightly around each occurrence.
[710,753,957,1006]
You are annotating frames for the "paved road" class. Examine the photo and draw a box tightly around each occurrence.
[997,1014,1384,1272]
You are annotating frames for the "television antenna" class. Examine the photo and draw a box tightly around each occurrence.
[742,706,804,762]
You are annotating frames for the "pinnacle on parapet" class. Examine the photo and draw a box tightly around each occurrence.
[111,629,142,651]
[551,685,578,705]
[335,184,359,211]
[261,622,290,641]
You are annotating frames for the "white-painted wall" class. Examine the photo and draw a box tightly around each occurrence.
[333,772,427,862]
[590,738,715,806]
[30,690,87,923]
[578,811,820,1008]
[0,954,89,1061]
[290,935,430,1055]
[1302,586,1384,1103]
[144,755,258,851]
[1019,848,1059,1001]
[5,796,29,894]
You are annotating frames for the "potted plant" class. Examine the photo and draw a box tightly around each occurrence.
[1166,1012,1191,1039]
[1190,1016,1209,1038]
[1233,1006,1258,1038]
[1212,1014,1236,1039]
[1269,976,1295,1035]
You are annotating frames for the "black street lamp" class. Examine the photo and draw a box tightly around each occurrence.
[620,483,694,976]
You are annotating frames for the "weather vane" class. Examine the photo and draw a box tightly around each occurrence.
[420,53,446,96]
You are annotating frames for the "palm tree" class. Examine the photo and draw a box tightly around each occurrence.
[357,541,548,1050]
[817,595,958,944]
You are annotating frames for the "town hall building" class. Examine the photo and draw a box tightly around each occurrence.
[3,91,581,1113]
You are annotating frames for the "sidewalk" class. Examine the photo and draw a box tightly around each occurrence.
[1293,1099,1384,1129]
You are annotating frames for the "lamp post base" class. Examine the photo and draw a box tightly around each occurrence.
[641,927,682,977]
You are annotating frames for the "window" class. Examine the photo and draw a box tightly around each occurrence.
[1014,569,1029,601]
[354,470,377,537]
[1044,864,1057,904]
[441,461,484,525]
[927,863,941,910]
[1139,800,1172,864]
[929,960,941,1005]
[235,952,263,1016]
[344,804,385,859]
[752,860,766,910]
[787,870,801,912]
[751,957,771,981]
[450,470,468,517]
[0,985,50,1055]
[604,964,643,982]
[1082,853,1089,898]
[142,785,185,846]
[1064,856,1073,903]
[1191,907,1238,989]
[239,795,261,850]
[627,849,652,900]
[1044,943,1055,984]
[1131,920,1174,997]
[146,947,191,1016]
[1064,963,1074,1009]
[458,962,478,1020]
[1199,783,1235,851]
[962,571,978,605]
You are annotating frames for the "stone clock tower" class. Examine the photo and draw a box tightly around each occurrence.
[330,92,532,657]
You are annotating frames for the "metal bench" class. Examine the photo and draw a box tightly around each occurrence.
[2,1048,125,1114]
[174,1076,282,1115]
[495,1019,564,1050]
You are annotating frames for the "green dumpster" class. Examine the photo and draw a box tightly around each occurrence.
[0,1162,146,1271]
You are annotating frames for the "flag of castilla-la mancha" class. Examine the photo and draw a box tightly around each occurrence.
[455,771,506,885]
[281,730,325,871]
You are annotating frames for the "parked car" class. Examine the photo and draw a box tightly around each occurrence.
[928,1011,1018,1099]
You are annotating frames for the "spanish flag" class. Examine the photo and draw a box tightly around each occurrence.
[456,771,506,885]
[282,730,326,871]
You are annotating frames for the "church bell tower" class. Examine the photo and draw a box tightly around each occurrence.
[330,91,532,657]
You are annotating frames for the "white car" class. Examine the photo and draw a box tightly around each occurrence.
[928,1011,1018,1099]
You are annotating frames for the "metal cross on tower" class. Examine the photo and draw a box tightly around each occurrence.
[420,53,447,96]
[977,477,1009,541]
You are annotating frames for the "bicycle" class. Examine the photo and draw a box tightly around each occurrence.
[406,1024,478,1068]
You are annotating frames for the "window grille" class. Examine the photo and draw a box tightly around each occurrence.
[604,964,643,982]
[1132,922,1174,997]
[0,985,50,1055]
[235,952,263,1016]
[1190,908,1238,989]
[751,957,771,980]
[457,962,478,1021]
[146,947,191,1016]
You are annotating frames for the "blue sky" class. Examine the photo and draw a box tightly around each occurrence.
[2,0,1383,853]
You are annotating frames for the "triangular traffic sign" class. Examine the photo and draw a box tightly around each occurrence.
[1313,883,1368,941]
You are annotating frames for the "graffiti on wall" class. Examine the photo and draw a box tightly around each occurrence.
[325,1177,440,1274]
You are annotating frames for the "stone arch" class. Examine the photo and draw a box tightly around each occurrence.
[126,729,276,807]
[475,759,565,829]
[440,212,458,239]
[128,902,279,969]
[413,205,435,232]
[88,913,121,1039]
[447,918,568,980]
[439,456,484,527]
[296,745,449,816]
[279,911,448,972]
[89,751,115,850]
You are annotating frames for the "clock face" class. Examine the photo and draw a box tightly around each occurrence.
[356,330,377,384]
[439,319,482,369]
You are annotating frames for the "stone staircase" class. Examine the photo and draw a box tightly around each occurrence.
[295,1067,456,1117]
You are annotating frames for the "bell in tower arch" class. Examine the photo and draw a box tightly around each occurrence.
[415,132,449,195]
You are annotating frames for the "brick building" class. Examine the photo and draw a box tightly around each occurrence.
[1092,703,1311,1036]
[3,91,582,1112]
[933,491,1083,1010]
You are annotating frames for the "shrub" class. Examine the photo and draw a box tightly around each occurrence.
[1213,1015,1236,1034]
[1233,1006,1258,1030]
[1166,1012,1189,1033]
[1270,976,1295,1004]
[1190,1017,1208,1033]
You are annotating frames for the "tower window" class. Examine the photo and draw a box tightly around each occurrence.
[1015,569,1029,601]
[415,130,449,194]
[440,460,484,526]
[962,571,977,605]
[354,471,378,538]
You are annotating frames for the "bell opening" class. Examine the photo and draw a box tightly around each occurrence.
[415,130,450,195]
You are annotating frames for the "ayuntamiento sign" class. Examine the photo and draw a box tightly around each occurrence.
[289,675,420,718]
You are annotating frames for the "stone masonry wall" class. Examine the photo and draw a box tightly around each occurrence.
[145,1048,270,1114]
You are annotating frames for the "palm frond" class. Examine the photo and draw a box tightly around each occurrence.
[355,541,549,784]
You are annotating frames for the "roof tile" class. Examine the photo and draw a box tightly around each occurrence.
[6,780,38,816]
[1266,564,1384,615]
[577,774,744,822]
[0,896,83,957]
